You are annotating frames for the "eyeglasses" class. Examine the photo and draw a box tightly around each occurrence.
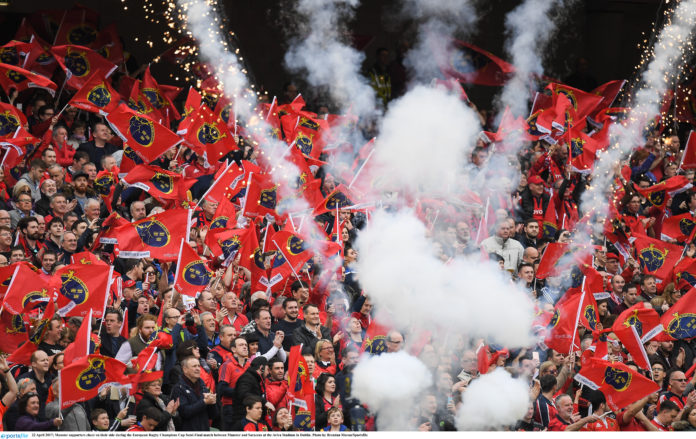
[672,378,687,382]
[547,369,558,375]
[145,271,156,276]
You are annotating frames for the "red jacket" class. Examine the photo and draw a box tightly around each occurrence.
[265,379,289,412]
[219,356,250,405]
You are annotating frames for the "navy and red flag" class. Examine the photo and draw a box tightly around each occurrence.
[106,106,182,163]
[361,320,390,354]
[173,240,213,297]
[313,185,357,216]
[0,41,31,66]
[2,263,53,315]
[632,234,683,281]
[544,291,584,354]
[141,66,181,122]
[0,102,28,139]
[206,226,255,265]
[673,257,696,290]
[589,80,625,116]
[7,297,55,366]
[63,309,93,365]
[67,70,121,115]
[546,82,605,126]
[0,311,28,355]
[270,230,313,287]
[661,213,696,242]
[55,263,112,318]
[51,45,117,90]
[93,166,119,212]
[122,164,197,201]
[610,303,663,370]
[114,208,191,261]
[242,173,280,219]
[660,287,696,340]
[0,63,57,96]
[633,175,692,209]
[565,123,604,174]
[59,355,129,409]
[207,195,238,232]
[22,38,57,78]
[574,358,660,411]
[287,345,315,431]
[204,160,261,205]
[180,104,237,161]
[53,5,100,47]
[442,40,514,86]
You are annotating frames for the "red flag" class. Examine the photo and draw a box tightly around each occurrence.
[59,355,129,409]
[673,258,696,290]
[632,234,683,281]
[63,309,93,365]
[0,311,28,355]
[287,345,315,430]
[120,308,129,339]
[106,106,182,163]
[94,24,124,64]
[114,209,191,261]
[443,40,514,86]
[0,102,28,138]
[22,38,57,78]
[2,263,54,315]
[661,213,696,242]
[204,160,261,205]
[7,298,55,366]
[536,243,572,279]
[122,164,197,201]
[241,173,280,219]
[51,45,117,90]
[0,41,31,67]
[270,230,313,287]
[360,320,390,354]
[206,226,256,265]
[611,303,663,370]
[93,167,118,212]
[141,66,181,121]
[53,6,99,47]
[575,358,660,411]
[173,240,213,297]
[0,63,57,96]
[179,104,237,161]
[589,80,625,116]
[313,185,358,216]
[71,251,105,266]
[565,124,604,174]
[544,292,583,354]
[634,175,692,209]
[546,82,605,126]
[660,287,696,340]
[67,71,121,115]
[680,131,696,170]
[55,264,112,318]
[207,196,238,232]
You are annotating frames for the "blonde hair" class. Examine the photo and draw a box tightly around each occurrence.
[314,339,336,365]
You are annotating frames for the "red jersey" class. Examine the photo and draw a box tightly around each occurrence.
[650,418,672,431]
[583,416,619,432]
[219,356,251,405]
[127,424,146,432]
[241,419,269,431]
[222,312,249,333]
[547,415,570,431]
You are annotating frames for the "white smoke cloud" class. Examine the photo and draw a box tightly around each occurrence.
[403,0,477,85]
[372,85,481,193]
[499,0,562,117]
[582,0,696,218]
[284,0,376,117]
[355,210,536,347]
[456,368,530,431]
[352,351,433,431]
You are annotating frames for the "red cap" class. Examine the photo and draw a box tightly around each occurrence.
[606,253,619,260]
[528,175,544,185]
[123,279,136,288]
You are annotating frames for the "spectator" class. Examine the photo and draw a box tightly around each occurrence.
[231,356,269,430]
[14,393,62,431]
[169,356,217,431]
[135,377,178,431]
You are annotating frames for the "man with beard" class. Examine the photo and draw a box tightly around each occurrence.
[71,172,94,211]
[264,357,288,417]
[16,216,44,265]
[272,298,302,351]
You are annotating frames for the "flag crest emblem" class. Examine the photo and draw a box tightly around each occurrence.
[287,236,306,256]
[197,122,224,145]
[570,137,585,158]
[129,115,155,147]
[94,174,115,196]
[76,357,107,391]
[259,186,278,210]
[136,219,170,247]
[210,216,228,230]
[64,50,90,77]
[0,111,20,136]
[67,26,97,46]
[639,244,668,272]
[87,84,112,108]
[680,218,696,236]
[183,261,212,286]
[60,270,89,305]
[221,235,241,258]
[141,88,166,109]
[295,131,314,156]
[6,69,25,83]
[584,305,597,330]
[0,48,19,65]
[603,366,631,392]
[623,310,643,337]
[150,172,174,194]
[665,312,696,339]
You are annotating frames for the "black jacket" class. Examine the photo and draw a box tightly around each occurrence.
[231,369,266,429]
[135,392,173,431]
[292,325,331,353]
[99,332,127,358]
[169,376,215,431]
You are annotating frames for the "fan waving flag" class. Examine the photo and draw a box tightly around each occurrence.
[63,309,93,365]
[361,320,391,354]
[123,165,197,201]
[114,208,191,261]
[2,263,54,315]
[180,104,238,161]
[0,63,57,96]
[241,173,280,219]
[106,106,182,163]
[611,303,663,371]
[0,311,28,355]
[313,185,358,216]
[574,358,660,412]
[632,234,683,281]
[565,124,604,174]
[59,355,129,409]
[51,45,117,90]
[660,287,696,340]
[55,264,112,318]
[634,175,692,209]
[443,40,514,86]
[0,102,28,138]
[94,167,119,212]
[67,70,121,115]
[173,240,213,297]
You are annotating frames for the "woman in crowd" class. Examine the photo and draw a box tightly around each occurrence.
[135,377,179,431]
[14,393,62,431]
[314,373,341,431]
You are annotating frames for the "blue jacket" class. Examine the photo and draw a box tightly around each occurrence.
[169,376,215,431]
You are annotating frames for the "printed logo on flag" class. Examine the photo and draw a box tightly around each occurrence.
[197,122,225,145]
[542,221,557,241]
[123,145,144,164]
[67,25,97,46]
[298,117,319,131]
[60,270,89,305]
[526,111,545,137]
[202,94,218,110]
[36,52,53,65]
[295,131,314,156]
[183,260,212,286]
[603,367,631,392]
[135,219,170,247]
[570,266,584,288]
[150,172,174,194]
[680,218,696,236]
[87,84,112,108]
[6,314,27,335]
[127,97,151,115]
[76,357,107,391]
[549,309,560,328]
[220,235,241,259]
[286,236,306,256]
[584,305,597,330]
[64,49,90,77]
[556,88,578,111]
[252,247,266,270]
[624,310,643,337]
[638,244,668,272]
[647,191,665,207]
[219,103,233,124]
[325,192,352,211]
[272,250,286,268]
[129,115,155,147]
[259,185,278,210]
[664,312,696,339]
[94,174,115,196]
[364,335,387,354]
[0,47,19,65]
[0,111,21,136]
[677,270,696,287]
[209,216,228,230]
[22,289,49,312]
[6,69,25,84]
[141,88,166,109]
[570,137,585,158]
